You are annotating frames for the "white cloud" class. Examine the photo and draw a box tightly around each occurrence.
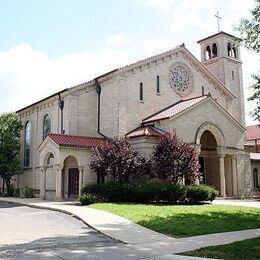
[106,32,129,46]
[170,0,216,33]
[241,47,260,126]
[0,43,132,113]
[142,38,176,56]
[137,0,175,11]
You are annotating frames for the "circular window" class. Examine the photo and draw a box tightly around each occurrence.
[169,63,193,97]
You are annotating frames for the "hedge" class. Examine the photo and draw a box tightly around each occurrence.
[80,182,218,205]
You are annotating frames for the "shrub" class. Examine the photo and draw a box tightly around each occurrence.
[90,137,148,182]
[150,133,201,184]
[6,184,16,196]
[80,193,105,205]
[185,185,218,203]
[23,186,34,198]
[81,183,103,195]
[81,183,218,205]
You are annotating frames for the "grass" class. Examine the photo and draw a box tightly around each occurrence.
[180,237,260,259]
[89,203,260,237]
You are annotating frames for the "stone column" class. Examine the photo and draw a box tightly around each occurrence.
[40,167,47,200]
[55,165,63,201]
[218,154,226,197]
[78,166,84,197]
[231,155,238,197]
[194,144,201,185]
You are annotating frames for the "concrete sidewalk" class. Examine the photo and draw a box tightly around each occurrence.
[213,198,260,208]
[0,197,260,258]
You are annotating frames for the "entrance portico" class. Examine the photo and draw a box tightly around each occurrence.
[38,133,105,201]
[196,123,239,197]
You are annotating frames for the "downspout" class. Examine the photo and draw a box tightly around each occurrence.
[95,78,108,139]
[58,94,64,134]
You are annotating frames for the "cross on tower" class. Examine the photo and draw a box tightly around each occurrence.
[215,11,222,32]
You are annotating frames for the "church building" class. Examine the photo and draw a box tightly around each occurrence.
[13,31,253,200]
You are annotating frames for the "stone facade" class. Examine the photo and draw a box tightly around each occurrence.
[4,31,252,200]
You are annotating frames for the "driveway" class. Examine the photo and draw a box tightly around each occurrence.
[0,202,118,258]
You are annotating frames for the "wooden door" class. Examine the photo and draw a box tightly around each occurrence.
[68,168,79,197]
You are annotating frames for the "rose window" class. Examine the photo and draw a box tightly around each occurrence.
[169,64,193,97]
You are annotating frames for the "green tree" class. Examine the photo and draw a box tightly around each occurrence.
[0,112,23,194]
[236,0,260,121]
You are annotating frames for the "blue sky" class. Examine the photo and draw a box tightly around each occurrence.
[0,0,259,125]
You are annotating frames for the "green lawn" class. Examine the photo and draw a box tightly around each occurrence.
[180,237,260,259]
[89,203,260,237]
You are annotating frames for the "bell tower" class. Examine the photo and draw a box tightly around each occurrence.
[197,31,245,125]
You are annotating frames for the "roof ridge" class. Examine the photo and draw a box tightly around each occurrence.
[142,95,208,124]
[143,95,210,124]
[182,93,209,102]
[48,132,105,140]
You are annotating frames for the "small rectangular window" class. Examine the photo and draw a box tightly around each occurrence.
[232,71,235,80]
[156,75,160,94]
[140,82,143,101]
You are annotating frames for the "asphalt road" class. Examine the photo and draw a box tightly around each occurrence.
[0,202,119,258]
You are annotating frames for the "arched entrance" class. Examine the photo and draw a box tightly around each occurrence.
[40,152,57,200]
[63,156,79,199]
[199,130,220,191]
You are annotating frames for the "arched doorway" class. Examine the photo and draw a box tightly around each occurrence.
[40,152,56,200]
[63,156,79,199]
[199,130,220,191]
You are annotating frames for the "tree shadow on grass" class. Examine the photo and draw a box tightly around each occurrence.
[136,209,260,238]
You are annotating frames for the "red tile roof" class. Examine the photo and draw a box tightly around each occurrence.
[143,95,209,124]
[48,133,106,148]
[246,125,260,141]
[250,153,260,160]
[126,126,165,138]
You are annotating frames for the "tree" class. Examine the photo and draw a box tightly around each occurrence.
[236,1,260,121]
[90,137,147,182]
[0,112,23,193]
[150,133,200,183]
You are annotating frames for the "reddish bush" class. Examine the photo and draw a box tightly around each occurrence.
[150,133,201,183]
[90,137,147,182]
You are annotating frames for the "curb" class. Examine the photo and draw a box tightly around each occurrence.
[0,199,125,244]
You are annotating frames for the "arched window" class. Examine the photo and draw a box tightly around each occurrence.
[43,114,51,140]
[232,46,237,58]
[205,45,211,60]
[227,43,232,57]
[156,75,160,94]
[139,82,143,101]
[212,43,218,58]
[24,121,31,167]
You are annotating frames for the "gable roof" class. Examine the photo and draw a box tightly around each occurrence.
[142,93,245,131]
[48,133,106,148]
[126,125,165,138]
[197,31,241,43]
[17,38,236,113]
[143,94,209,124]
[246,125,260,141]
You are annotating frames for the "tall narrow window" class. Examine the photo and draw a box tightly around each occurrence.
[24,121,31,167]
[227,43,232,57]
[156,75,160,94]
[139,82,143,101]
[232,47,237,59]
[212,43,218,58]
[205,45,211,60]
[232,71,235,80]
[43,114,51,140]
